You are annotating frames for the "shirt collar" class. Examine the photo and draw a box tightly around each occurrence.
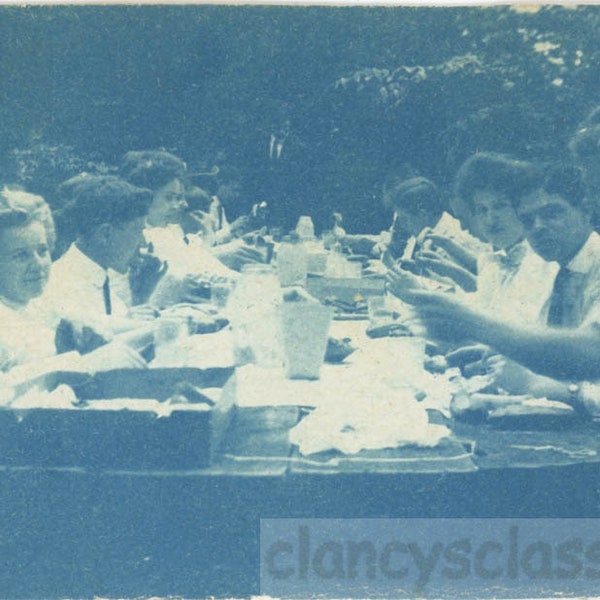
[68,244,108,288]
[493,239,528,267]
[566,231,600,274]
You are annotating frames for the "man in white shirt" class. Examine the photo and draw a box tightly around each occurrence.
[388,163,600,386]
[39,176,154,333]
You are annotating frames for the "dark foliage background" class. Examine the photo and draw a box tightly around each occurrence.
[0,5,598,231]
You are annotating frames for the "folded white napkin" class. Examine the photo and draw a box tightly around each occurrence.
[289,385,449,456]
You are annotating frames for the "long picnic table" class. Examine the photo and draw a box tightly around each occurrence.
[0,321,599,597]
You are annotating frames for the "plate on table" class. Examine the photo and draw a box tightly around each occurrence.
[484,396,582,430]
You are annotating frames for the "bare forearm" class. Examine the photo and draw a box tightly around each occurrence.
[473,317,600,381]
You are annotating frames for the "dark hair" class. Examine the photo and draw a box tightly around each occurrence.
[185,186,213,212]
[382,175,445,218]
[120,150,186,191]
[60,175,153,238]
[538,162,587,209]
[455,152,537,210]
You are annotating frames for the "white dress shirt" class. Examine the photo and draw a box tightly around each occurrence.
[37,244,129,330]
[474,239,559,324]
[548,232,600,417]
[539,231,600,328]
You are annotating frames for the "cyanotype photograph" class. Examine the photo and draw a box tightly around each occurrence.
[0,3,599,598]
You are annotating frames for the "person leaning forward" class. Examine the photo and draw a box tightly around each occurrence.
[387,162,600,413]
[38,175,157,334]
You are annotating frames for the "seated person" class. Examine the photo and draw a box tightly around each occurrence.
[38,175,158,332]
[182,184,269,247]
[0,204,145,387]
[455,152,558,323]
[194,164,264,242]
[121,150,263,277]
[387,163,600,416]
[382,175,485,292]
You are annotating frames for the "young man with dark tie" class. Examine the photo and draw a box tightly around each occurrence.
[39,175,155,334]
[387,163,600,413]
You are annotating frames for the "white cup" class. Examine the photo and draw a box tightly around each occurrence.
[279,303,333,379]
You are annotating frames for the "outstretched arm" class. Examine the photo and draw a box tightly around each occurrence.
[387,270,600,381]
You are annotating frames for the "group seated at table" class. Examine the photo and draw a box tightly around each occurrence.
[0,192,148,386]
[0,173,235,389]
[387,159,600,418]
[7,112,600,426]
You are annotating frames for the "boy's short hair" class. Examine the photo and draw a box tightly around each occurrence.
[60,175,153,238]
[536,162,587,209]
[383,175,445,217]
[120,150,186,191]
[455,152,537,210]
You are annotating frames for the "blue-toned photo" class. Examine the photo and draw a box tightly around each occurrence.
[1,3,600,598]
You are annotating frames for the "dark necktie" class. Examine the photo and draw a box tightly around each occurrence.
[547,267,580,327]
[102,275,112,316]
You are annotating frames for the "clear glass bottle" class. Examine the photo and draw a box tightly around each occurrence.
[296,215,315,241]
[277,234,308,287]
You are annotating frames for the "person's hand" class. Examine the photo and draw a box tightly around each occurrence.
[129,243,169,305]
[55,318,112,355]
[485,355,535,395]
[229,215,253,237]
[386,267,423,301]
[83,341,147,373]
[423,233,462,254]
[213,239,264,271]
[149,272,213,308]
[446,344,490,370]
[179,275,213,303]
[396,259,424,276]
[389,287,482,344]
[422,233,478,274]
[413,251,477,292]
[127,304,161,321]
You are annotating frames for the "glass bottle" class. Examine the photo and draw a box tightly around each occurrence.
[277,234,308,287]
[296,215,315,241]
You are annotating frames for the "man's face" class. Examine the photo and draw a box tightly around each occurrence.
[0,222,51,305]
[147,178,187,227]
[107,216,146,273]
[472,189,524,250]
[518,189,592,264]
